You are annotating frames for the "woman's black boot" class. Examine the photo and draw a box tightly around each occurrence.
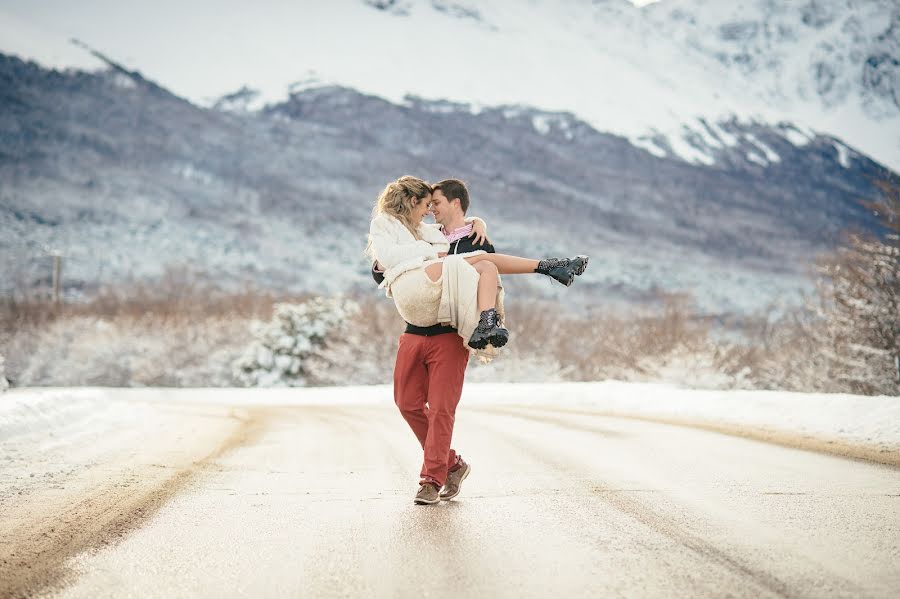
[535,255,589,286]
[467,308,509,350]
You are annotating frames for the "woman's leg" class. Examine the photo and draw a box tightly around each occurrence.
[462,253,539,274]
[473,260,498,312]
[468,260,508,350]
[435,252,577,278]
[427,260,498,310]
[425,262,443,282]
[464,252,590,287]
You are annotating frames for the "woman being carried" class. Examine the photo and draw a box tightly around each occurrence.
[366,176,588,350]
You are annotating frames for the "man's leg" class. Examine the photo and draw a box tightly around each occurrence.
[419,333,470,488]
[393,334,431,459]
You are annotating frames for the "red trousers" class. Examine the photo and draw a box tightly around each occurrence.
[393,332,470,488]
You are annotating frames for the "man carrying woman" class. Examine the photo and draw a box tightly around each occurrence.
[367,176,587,504]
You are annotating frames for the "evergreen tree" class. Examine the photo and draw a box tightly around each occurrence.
[233,297,359,387]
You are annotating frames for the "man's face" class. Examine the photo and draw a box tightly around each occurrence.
[429,190,457,226]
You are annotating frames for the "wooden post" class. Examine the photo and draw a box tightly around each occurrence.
[52,254,61,304]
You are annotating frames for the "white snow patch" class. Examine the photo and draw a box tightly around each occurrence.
[630,136,668,158]
[744,133,781,163]
[746,151,768,166]
[666,133,716,166]
[706,121,739,147]
[532,114,552,135]
[530,114,575,139]
[110,72,137,89]
[781,125,814,147]
[502,107,525,119]
[0,388,121,442]
[688,120,724,150]
[421,102,461,114]
[834,141,852,168]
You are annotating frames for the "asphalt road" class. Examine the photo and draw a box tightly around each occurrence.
[3,399,899,598]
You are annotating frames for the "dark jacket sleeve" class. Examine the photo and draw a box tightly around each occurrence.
[449,234,496,255]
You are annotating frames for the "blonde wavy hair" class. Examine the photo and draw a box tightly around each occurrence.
[366,176,433,258]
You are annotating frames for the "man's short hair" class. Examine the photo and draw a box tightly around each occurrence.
[432,179,470,214]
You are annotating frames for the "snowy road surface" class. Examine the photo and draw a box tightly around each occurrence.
[1,385,899,598]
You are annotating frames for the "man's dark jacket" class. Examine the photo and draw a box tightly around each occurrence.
[372,232,496,336]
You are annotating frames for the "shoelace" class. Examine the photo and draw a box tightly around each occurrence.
[477,311,497,331]
[538,257,571,273]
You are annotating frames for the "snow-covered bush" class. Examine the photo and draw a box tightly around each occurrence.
[233,296,360,387]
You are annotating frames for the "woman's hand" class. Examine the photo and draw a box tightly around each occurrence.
[437,252,448,258]
[469,220,491,246]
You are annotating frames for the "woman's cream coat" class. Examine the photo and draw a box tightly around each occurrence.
[368,212,504,362]
[367,213,485,297]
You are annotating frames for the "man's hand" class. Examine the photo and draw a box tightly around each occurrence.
[469,220,491,246]
[437,252,448,258]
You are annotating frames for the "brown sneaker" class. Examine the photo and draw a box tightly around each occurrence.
[440,460,471,501]
[414,483,441,505]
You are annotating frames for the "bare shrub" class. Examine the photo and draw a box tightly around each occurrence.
[0,265,304,386]
[808,177,899,395]
[0,353,8,391]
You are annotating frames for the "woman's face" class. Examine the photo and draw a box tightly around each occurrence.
[411,194,433,222]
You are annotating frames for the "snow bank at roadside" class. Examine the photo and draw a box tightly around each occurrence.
[2,382,898,457]
[479,381,900,456]
[0,388,178,451]
[0,388,102,441]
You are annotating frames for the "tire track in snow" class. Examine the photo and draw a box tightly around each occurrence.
[0,406,273,599]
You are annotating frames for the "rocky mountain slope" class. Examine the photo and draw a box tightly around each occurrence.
[0,52,891,313]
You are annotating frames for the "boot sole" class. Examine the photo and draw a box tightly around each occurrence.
[468,332,509,350]
[559,256,589,287]
[573,255,589,276]
[440,463,471,501]
[490,331,509,348]
[468,336,489,350]
[414,496,440,505]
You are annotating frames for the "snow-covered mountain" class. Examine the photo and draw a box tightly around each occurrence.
[0,0,896,169]
[641,0,899,165]
[0,51,888,315]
